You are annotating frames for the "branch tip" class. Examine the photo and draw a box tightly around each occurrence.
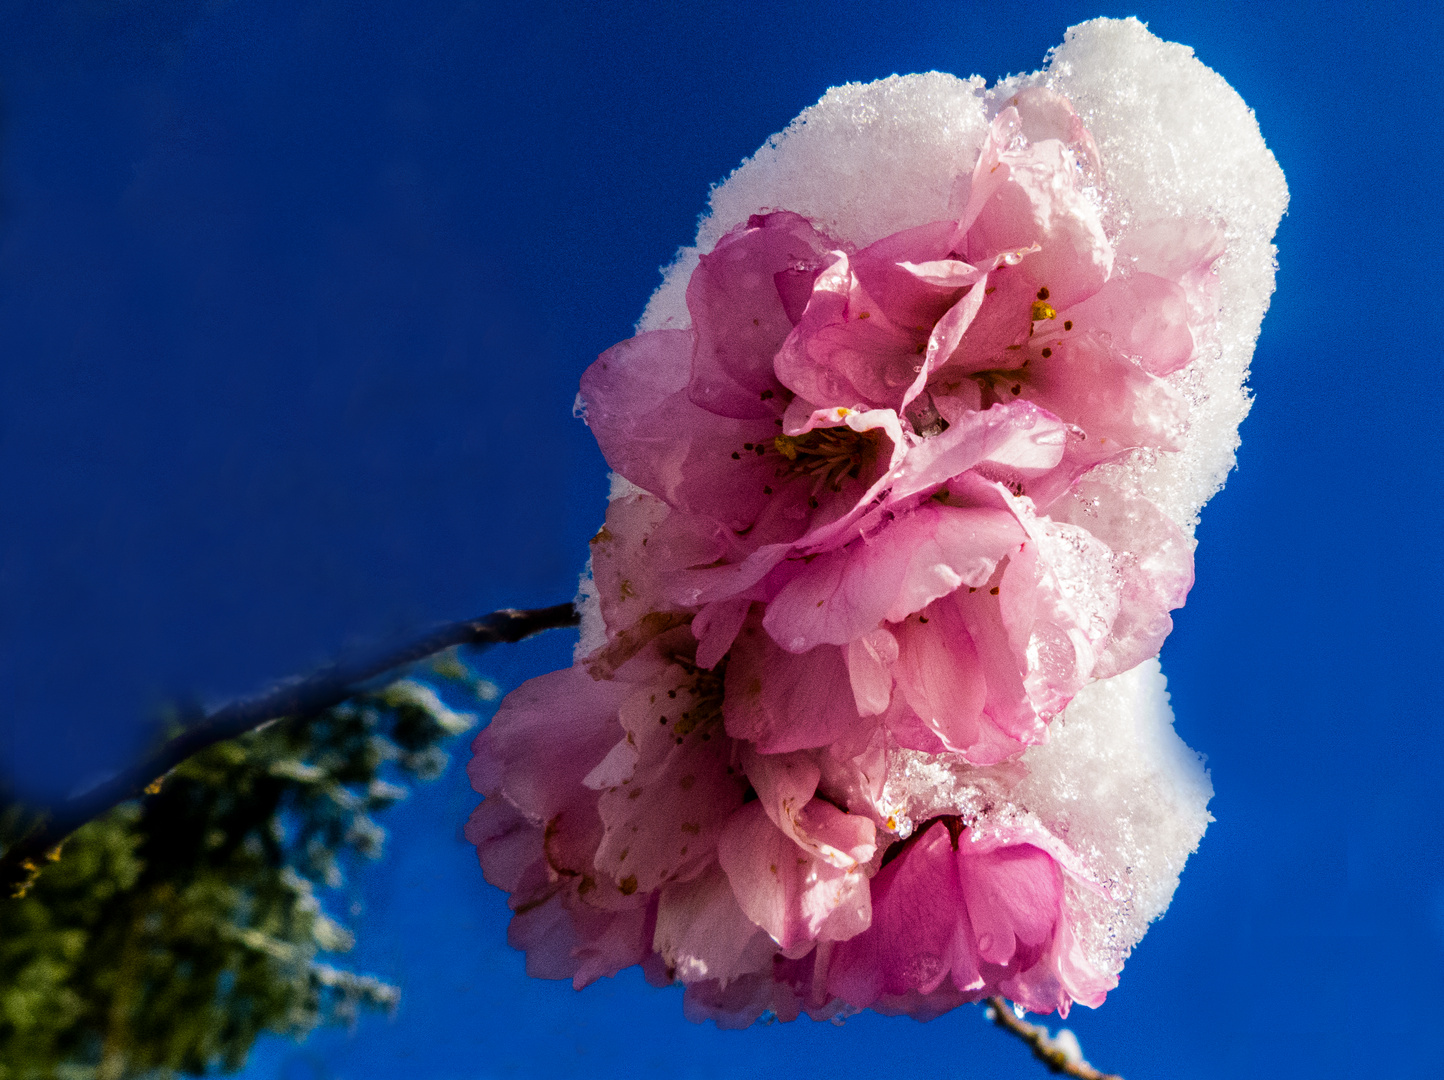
[985,996,1122,1080]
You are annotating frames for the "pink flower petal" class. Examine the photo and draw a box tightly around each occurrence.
[957,840,1062,966]
[589,493,722,643]
[827,822,967,1004]
[961,107,1112,310]
[667,542,791,608]
[507,891,652,990]
[579,329,782,532]
[942,265,1039,374]
[723,621,871,753]
[682,968,826,1029]
[996,498,1122,718]
[891,602,988,753]
[573,900,655,989]
[1051,477,1195,679]
[879,401,1068,508]
[1117,218,1225,368]
[468,664,627,817]
[692,596,752,670]
[951,582,1041,747]
[717,801,872,949]
[1045,916,1117,1013]
[687,212,837,419]
[744,747,877,868]
[654,866,775,985]
[763,502,1024,651]
[1008,87,1102,175]
[846,626,899,717]
[593,664,747,893]
[1018,330,1187,456]
[776,251,940,411]
[1061,272,1195,376]
[464,796,542,894]
[743,748,819,825]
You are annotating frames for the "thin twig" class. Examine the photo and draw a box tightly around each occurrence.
[1,603,579,897]
[985,996,1123,1080]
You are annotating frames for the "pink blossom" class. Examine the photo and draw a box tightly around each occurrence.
[467,639,1114,1023]
[827,818,1115,1017]
[470,85,1220,1026]
[468,629,884,996]
[464,665,653,989]
[578,92,1217,758]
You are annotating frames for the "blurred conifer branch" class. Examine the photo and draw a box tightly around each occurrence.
[0,604,577,1078]
[0,603,578,896]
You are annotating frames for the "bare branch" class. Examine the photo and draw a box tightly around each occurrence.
[985,997,1123,1080]
[1,603,579,897]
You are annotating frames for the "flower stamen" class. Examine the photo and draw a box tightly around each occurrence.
[661,655,728,742]
[768,426,880,493]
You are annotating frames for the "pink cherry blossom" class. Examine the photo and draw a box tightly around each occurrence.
[469,629,884,997]
[467,636,1114,1024]
[470,84,1221,1027]
[578,94,1217,759]
[827,818,1115,1018]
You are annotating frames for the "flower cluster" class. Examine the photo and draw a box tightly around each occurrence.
[468,88,1222,1026]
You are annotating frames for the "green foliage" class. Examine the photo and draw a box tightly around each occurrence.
[0,654,495,1080]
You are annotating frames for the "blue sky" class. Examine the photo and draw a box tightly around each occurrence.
[2,2,1440,1077]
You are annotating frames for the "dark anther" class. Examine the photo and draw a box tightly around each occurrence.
[763,485,773,495]
[1063,320,1073,330]
[1041,347,1052,358]
[731,451,741,460]
[989,586,1000,595]
[760,389,774,400]
[1036,286,1050,301]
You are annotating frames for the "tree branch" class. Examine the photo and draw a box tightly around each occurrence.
[985,997,1123,1080]
[1,603,579,897]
